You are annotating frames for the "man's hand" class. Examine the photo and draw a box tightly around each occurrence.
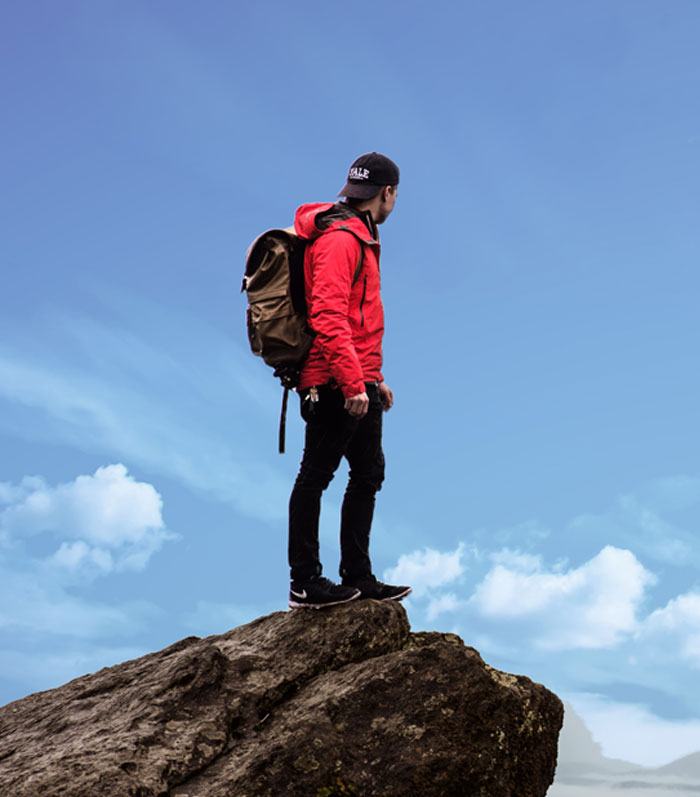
[378,382,394,411]
[344,391,369,418]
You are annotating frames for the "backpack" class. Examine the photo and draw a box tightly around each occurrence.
[242,225,364,453]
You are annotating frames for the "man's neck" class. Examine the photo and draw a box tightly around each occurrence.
[341,202,378,239]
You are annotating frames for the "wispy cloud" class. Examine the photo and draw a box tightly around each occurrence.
[0,303,291,522]
[568,475,700,568]
[426,592,462,621]
[0,563,159,639]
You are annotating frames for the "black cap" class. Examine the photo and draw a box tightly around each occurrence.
[338,152,400,199]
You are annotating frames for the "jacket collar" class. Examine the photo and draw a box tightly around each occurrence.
[314,202,378,243]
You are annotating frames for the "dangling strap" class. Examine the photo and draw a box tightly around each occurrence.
[279,386,290,454]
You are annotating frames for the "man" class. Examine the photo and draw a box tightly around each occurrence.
[288,152,412,609]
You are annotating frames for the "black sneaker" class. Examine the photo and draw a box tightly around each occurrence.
[289,576,361,609]
[343,574,412,602]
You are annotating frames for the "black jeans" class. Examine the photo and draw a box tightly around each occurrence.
[288,382,385,582]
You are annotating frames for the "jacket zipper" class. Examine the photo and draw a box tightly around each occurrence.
[360,275,367,327]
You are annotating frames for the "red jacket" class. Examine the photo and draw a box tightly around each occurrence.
[294,202,384,398]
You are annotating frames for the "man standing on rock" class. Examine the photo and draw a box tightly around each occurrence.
[288,153,412,609]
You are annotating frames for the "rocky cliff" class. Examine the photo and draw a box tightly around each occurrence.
[0,600,562,796]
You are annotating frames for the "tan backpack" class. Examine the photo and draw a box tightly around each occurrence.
[243,226,364,452]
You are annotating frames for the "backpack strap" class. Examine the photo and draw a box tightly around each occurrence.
[352,242,365,286]
[279,386,290,454]
[335,225,367,286]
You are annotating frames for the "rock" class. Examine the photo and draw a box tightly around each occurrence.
[0,601,563,796]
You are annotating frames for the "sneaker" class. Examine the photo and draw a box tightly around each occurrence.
[289,576,361,609]
[342,574,412,602]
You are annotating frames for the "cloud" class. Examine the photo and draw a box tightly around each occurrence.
[470,546,656,650]
[0,464,173,575]
[383,543,467,597]
[640,591,700,668]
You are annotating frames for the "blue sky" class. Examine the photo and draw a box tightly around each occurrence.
[2,0,700,767]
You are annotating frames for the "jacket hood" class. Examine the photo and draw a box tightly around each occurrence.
[294,202,378,244]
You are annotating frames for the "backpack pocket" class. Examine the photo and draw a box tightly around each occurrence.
[247,293,314,366]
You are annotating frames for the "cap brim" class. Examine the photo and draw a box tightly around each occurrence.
[337,182,382,199]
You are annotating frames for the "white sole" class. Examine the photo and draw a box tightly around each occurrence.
[385,587,412,601]
[288,590,361,610]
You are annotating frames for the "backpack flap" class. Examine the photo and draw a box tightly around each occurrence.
[243,228,314,377]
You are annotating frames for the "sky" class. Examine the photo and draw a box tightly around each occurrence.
[1,0,700,769]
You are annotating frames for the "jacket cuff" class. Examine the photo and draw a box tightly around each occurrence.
[341,381,366,399]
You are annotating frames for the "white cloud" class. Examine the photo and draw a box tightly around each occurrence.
[640,592,700,668]
[470,546,656,650]
[489,548,545,572]
[52,541,114,573]
[566,692,700,768]
[0,466,170,641]
[383,543,466,597]
[0,464,173,575]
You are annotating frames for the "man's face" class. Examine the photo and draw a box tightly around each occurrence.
[376,185,397,225]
